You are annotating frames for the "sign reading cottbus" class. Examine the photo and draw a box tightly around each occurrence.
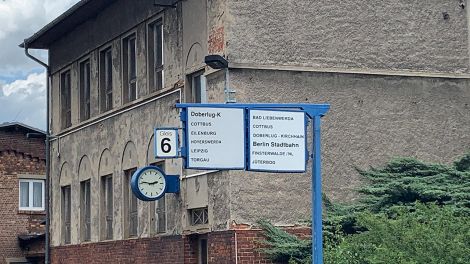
[249,109,307,172]
[185,107,245,169]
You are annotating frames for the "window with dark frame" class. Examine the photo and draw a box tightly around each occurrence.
[80,179,91,242]
[60,70,72,129]
[125,168,138,237]
[100,48,113,113]
[101,175,113,240]
[148,20,164,92]
[198,237,208,264]
[188,71,206,103]
[190,207,209,226]
[62,185,71,244]
[150,161,166,234]
[123,34,137,103]
[79,60,91,121]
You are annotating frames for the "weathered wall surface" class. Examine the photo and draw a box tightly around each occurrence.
[49,0,183,134]
[0,132,45,263]
[228,68,470,224]
[49,92,182,246]
[226,0,469,74]
[49,0,171,73]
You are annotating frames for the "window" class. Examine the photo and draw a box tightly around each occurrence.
[190,207,208,226]
[80,180,91,242]
[198,236,208,264]
[101,175,113,240]
[148,20,164,92]
[61,70,72,129]
[124,168,138,237]
[150,161,166,234]
[62,185,71,244]
[188,71,207,103]
[100,48,113,113]
[123,34,137,103]
[19,179,44,211]
[156,195,166,234]
[79,60,91,121]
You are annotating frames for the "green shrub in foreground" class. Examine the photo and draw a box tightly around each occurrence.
[326,203,470,264]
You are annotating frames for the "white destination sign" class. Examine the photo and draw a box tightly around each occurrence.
[249,110,307,172]
[187,107,245,169]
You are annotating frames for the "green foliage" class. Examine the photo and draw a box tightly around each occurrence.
[325,204,470,264]
[357,154,470,216]
[258,153,470,264]
[257,220,311,264]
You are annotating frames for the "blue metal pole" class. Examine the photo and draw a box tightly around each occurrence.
[312,115,323,264]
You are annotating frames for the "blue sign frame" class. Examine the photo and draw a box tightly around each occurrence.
[247,108,308,173]
[154,127,180,159]
[182,106,247,170]
[177,103,329,264]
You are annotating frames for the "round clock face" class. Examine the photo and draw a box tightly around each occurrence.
[135,167,166,200]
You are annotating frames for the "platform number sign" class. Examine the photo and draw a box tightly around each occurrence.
[155,128,179,158]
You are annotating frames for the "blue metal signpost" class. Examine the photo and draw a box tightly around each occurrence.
[176,103,329,264]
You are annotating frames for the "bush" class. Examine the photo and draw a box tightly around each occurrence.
[258,153,470,264]
[326,203,470,264]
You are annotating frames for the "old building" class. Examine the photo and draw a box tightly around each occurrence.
[0,122,46,264]
[22,0,470,263]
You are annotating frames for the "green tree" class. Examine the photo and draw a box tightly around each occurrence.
[258,153,470,264]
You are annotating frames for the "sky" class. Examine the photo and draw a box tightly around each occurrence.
[0,0,79,131]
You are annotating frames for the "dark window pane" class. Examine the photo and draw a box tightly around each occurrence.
[61,71,72,128]
[33,182,42,207]
[81,180,91,241]
[156,196,166,233]
[80,60,91,121]
[101,175,113,240]
[126,169,138,237]
[200,238,208,264]
[20,182,29,208]
[155,24,163,68]
[148,21,163,92]
[100,48,113,112]
[62,186,71,244]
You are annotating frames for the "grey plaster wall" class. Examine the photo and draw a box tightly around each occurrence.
[227,68,470,225]
[49,92,182,246]
[49,0,170,73]
[226,0,469,73]
[49,3,183,134]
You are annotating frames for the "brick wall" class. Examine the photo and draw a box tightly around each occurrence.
[234,228,310,264]
[0,130,46,264]
[50,228,311,263]
[0,130,45,160]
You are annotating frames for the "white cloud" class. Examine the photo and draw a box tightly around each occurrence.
[0,0,79,77]
[0,71,47,130]
[0,0,79,130]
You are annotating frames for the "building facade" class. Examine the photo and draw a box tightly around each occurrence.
[0,123,46,264]
[23,0,470,263]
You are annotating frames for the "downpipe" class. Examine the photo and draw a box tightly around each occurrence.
[23,41,51,264]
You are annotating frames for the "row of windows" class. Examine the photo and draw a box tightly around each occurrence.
[61,163,166,244]
[60,20,164,129]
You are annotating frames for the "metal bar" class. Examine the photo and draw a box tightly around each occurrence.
[176,103,330,117]
[312,115,323,264]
